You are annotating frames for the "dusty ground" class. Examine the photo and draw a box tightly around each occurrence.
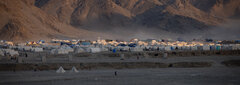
[0,67,240,85]
[0,55,240,85]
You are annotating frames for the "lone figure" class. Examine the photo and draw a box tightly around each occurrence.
[114,71,117,76]
[163,52,168,59]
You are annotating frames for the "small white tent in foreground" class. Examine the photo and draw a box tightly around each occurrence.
[56,66,66,73]
[70,66,79,73]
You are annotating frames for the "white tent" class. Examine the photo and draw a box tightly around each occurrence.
[74,47,85,53]
[42,45,59,50]
[101,47,109,52]
[190,46,198,51]
[164,46,171,51]
[31,47,43,52]
[130,47,143,52]
[3,49,19,56]
[81,47,91,52]
[70,66,79,73]
[0,49,4,56]
[51,47,73,54]
[90,48,101,53]
[203,45,210,51]
[23,46,32,51]
[158,46,165,51]
[122,46,130,51]
[56,66,66,73]
[60,45,74,52]
[50,49,56,54]
[171,46,177,50]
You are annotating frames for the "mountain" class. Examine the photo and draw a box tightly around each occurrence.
[0,0,109,42]
[35,0,227,30]
[189,0,240,18]
[0,0,239,42]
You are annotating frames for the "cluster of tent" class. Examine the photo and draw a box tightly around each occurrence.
[0,49,19,56]
[56,66,79,73]
[50,45,74,54]
[74,47,107,53]
[49,43,240,55]
[112,44,240,52]
[1,40,240,57]
[10,46,43,52]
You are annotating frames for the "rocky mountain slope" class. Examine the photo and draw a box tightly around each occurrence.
[36,0,239,31]
[0,0,239,42]
[0,0,109,42]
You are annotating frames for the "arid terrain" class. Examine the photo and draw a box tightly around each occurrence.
[1,0,240,85]
[0,0,240,42]
[0,54,240,85]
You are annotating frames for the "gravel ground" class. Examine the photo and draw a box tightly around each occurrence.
[0,67,240,85]
[0,55,240,85]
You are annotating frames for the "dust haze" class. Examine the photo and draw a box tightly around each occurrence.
[84,19,240,41]
[203,19,240,40]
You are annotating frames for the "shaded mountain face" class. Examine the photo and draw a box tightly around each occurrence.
[35,0,232,30]
[0,0,239,42]
[0,0,110,42]
[189,0,240,18]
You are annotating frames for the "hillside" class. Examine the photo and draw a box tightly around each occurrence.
[0,0,239,41]
[35,0,228,33]
[0,0,109,42]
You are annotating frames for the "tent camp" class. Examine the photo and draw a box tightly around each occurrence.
[31,47,43,52]
[17,46,32,51]
[3,49,19,56]
[42,45,60,50]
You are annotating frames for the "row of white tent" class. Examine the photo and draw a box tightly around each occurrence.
[111,44,240,51]
[56,66,79,73]
[10,46,43,52]
[3,44,240,55]
[50,45,74,54]
[50,44,240,54]
[0,49,19,56]
[51,47,105,54]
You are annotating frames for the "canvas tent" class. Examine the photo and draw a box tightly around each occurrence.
[130,47,143,52]
[190,46,198,50]
[90,48,101,53]
[31,47,43,52]
[3,49,19,56]
[74,47,85,53]
[70,66,79,73]
[51,48,69,54]
[50,45,74,54]
[164,46,172,51]
[0,49,4,56]
[60,45,74,52]
[56,66,66,73]
[203,45,210,51]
